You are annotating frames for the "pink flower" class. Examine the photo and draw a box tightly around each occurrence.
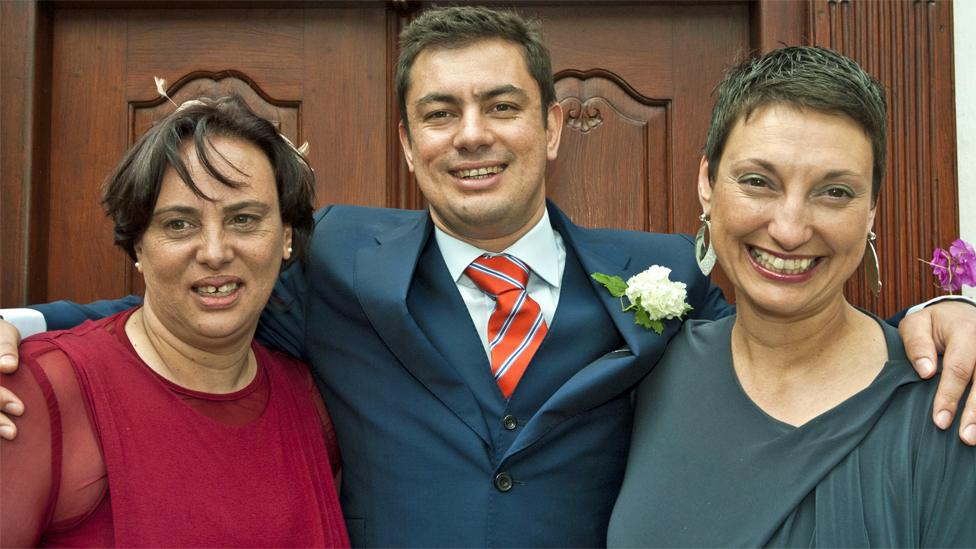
[931,247,954,291]
[950,239,976,287]
[929,238,976,292]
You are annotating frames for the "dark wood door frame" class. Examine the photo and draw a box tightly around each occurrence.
[1,0,958,318]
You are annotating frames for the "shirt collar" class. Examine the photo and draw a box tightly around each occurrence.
[434,209,561,288]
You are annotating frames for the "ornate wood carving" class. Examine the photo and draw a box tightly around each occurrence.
[550,69,670,233]
[130,70,301,147]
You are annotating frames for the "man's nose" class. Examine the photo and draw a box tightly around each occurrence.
[453,109,494,152]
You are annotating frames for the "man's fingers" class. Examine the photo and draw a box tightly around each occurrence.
[931,329,976,431]
[0,320,22,374]
[0,387,23,440]
[958,386,976,446]
[899,310,939,379]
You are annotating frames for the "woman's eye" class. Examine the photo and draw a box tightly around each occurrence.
[165,219,188,231]
[824,186,854,199]
[737,175,769,188]
[231,214,258,226]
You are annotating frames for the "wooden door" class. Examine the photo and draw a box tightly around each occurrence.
[41,6,392,300]
[1,1,958,317]
[15,2,749,305]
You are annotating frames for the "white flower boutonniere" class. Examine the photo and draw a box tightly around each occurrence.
[592,266,693,334]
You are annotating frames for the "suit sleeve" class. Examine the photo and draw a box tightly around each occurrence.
[253,207,334,360]
[256,257,309,360]
[31,295,143,331]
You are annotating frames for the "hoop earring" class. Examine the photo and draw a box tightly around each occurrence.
[695,213,717,276]
[864,231,881,296]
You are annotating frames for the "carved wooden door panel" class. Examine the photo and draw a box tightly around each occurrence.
[534,3,750,297]
[532,4,750,237]
[43,6,390,302]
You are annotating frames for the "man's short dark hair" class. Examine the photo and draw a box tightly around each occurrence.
[395,6,556,135]
[704,46,888,202]
[102,95,315,268]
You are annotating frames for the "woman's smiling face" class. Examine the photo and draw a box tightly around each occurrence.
[135,136,292,349]
[699,104,877,319]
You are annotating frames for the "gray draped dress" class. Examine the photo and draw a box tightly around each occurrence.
[608,315,975,547]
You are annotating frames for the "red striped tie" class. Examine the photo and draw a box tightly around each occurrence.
[465,254,548,398]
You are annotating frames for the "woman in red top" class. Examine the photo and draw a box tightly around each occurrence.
[1,96,349,547]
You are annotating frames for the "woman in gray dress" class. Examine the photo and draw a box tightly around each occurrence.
[608,46,975,547]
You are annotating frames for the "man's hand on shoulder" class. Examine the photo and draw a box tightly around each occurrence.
[0,318,24,440]
[899,300,976,445]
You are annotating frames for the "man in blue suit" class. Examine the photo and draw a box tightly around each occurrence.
[240,11,736,544]
[3,6,976,547]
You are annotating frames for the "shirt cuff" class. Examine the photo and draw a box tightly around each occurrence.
[905,295,976,316]
[0,308,48,339]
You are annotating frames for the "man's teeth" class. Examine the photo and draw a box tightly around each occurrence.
[455,166,503,179]
[196,282,239,296]
[750,248,816,274]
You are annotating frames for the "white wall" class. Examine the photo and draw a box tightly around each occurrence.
[954,2,976,298]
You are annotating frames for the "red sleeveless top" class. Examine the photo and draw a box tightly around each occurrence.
[12,309,349,547]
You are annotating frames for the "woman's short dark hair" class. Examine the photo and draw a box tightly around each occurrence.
[395,6,555,136]
[102,95,315,268]
[704,46,888,203]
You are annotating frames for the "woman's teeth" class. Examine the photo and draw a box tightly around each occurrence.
[195,282,239,297]
[750,248,816,274]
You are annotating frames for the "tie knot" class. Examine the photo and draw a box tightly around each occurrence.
[465,254,531,295]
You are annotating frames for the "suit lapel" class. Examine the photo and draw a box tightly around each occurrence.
[549,204,661,359]
[355,214,491,446]
[503,204,677,459]
[408,238,507,419]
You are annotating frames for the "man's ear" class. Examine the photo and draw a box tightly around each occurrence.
[545,102,564,162]
[697,156,713,214]
[398,121,416,172]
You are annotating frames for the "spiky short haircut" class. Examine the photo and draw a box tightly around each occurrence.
[395,6,556,135]
[704,46,888,202]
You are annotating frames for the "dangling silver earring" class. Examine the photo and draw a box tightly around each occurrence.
[695,213,717,276]
[134,261,142,273]
[864,231,881,296]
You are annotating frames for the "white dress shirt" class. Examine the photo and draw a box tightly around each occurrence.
[434,210,566,357]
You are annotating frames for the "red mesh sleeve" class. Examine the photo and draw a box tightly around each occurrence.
[1,340,106,545]
[1,341,61,546]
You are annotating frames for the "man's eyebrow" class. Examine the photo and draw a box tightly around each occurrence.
[477,85,527,102]
[416,93,459,108]
[414,85,529,108]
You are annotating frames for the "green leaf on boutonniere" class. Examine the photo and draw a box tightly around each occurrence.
[632,297,664,334]
[591,272,628,298]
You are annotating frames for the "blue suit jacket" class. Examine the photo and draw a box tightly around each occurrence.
[37,202,733,547]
